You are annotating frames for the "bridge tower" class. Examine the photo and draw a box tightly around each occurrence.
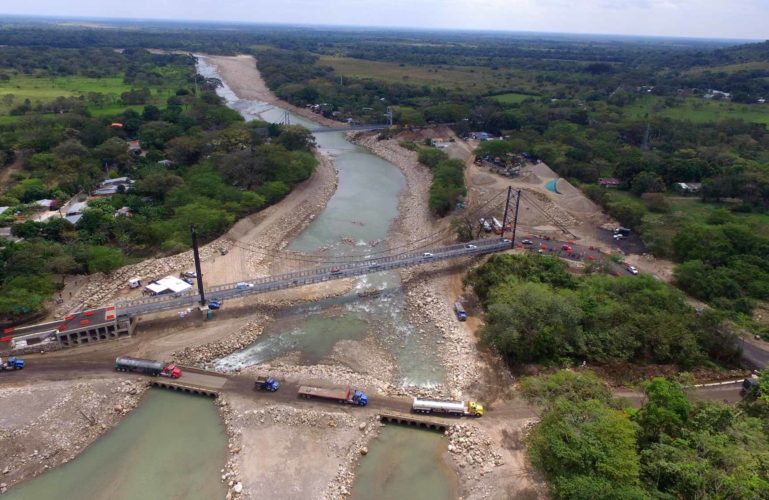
[385,107,393,126]
[190,224,206,305]
[282,110,291,126]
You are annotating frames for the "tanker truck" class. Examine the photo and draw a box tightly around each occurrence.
[298,385,368,406]
[114,356,182,378]
[412,397,484,417]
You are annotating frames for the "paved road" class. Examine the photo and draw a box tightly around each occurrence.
[740,338,769,370]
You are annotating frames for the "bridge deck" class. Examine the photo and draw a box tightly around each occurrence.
[379,411,453,432]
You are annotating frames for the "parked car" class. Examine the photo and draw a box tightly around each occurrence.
[627,265,639,275]
[208,300,222,310]
[522,239,533,246]
[182,271,197,279]
[330,266,342,274]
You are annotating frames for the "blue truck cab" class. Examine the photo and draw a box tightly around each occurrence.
[352,388,368,406]
[255,376,280,392]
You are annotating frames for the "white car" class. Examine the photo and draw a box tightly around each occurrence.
[423,252,434,258]
[627,265,639,275]
[465,244,478,249]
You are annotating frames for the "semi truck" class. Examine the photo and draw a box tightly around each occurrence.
[0,356,25,371]
[412,397,484,417]
[255,376,280,392]
[298,386,368,406]
[114,356,182,378]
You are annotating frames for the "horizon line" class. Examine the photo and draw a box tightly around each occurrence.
[0,14,764,44]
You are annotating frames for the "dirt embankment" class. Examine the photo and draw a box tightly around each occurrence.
[0,377,146,492]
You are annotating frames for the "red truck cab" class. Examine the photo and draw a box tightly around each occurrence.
[162,363,182,379]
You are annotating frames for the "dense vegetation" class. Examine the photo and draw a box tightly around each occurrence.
[523,370,769,499]
[0,46,317,319]
[412,145,466,216]
[467,253,740,368]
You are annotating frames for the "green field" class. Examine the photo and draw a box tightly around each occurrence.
[489,92,536,104]
[318,55,537,95]
[0,73,185,116]
[623,95,769,126]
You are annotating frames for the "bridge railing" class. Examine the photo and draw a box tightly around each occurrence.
[115,238,511,317]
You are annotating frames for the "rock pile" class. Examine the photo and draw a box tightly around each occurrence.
[404,279,482,394]
[216,397,246,500]
[447,424,504,475]
[173,318,269,366]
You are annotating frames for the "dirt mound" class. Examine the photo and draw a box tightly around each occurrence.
[531,162,558,180]
[471,173,496,186]
[517,170,542,184]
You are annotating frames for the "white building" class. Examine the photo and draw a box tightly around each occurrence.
[145,276,193,296]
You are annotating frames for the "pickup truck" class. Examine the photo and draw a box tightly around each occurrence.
[255,376,280,392]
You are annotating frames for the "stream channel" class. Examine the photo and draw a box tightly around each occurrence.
[198,56,457,498]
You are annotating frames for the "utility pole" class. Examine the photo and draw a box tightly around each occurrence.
[190,224,206,306]
[500,186,512,241]
[511,189,521,248]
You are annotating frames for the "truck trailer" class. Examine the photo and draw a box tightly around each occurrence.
[298,386,368,406]
[412,397,484,417]
[114,356,181,378]
[0,356,25,371]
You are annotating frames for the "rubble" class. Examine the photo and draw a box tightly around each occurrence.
[173,317,270,366]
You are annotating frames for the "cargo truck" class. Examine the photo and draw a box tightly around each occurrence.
[255,376,280,392]
[412,397,484,417]
[114,356,181,378]
[298,386,368,406]
[0,356,25,371]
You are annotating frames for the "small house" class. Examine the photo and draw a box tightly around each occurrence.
[598,178,622,188]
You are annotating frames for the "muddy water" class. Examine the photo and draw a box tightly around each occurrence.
[5,390,227,500]
[349,426,457,500]
[199,57,445,388]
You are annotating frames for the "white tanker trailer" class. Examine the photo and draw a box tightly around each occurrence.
[411,397,484,417]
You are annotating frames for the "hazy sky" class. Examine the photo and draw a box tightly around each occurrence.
[2,0,767,40]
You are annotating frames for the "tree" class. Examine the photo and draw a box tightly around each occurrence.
[633,378,690,444]
[527,398,643,499]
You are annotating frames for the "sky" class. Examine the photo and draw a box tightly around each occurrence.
[1,0,767,40]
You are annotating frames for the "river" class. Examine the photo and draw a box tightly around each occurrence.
[197,56,457,499]
[4,389,227,500]
[199,58,446,389]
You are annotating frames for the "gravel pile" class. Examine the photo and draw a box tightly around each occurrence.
[447,423,504,475]
[173,317,270,366]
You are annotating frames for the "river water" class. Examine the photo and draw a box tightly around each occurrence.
[5,389,227,500]
[197,57,456,499]
[199,58,445,389]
